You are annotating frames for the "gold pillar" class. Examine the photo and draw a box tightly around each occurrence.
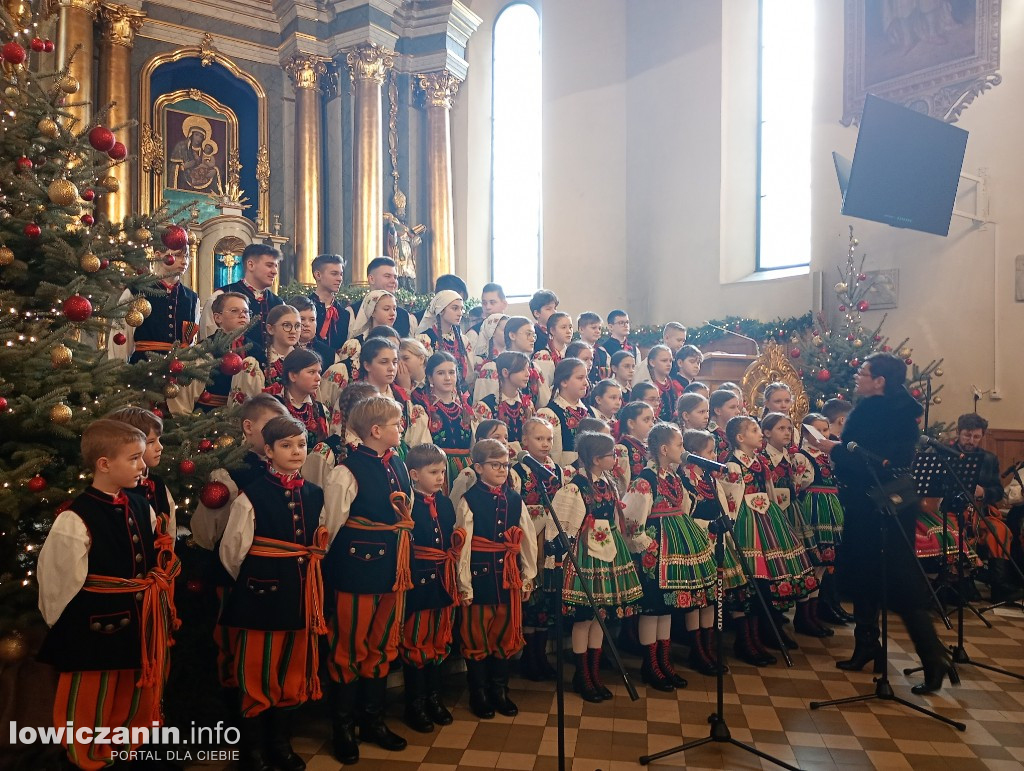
[53,0,101,129]
[346,44,393,285]
[285,54,327,285]
[98,4,144,224]
[416,70,461,285]
[5,1,31,25]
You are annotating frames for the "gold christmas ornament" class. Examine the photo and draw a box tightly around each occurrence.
[50,403,72,424]
[853,338,863,348]
[131,297,152,318]
[101,175,119,193]
[816,399,825,408]
[214,435,235,449]
[79,253,100,273]
[37,118,59,139]
[58,75,80,94]
[933,396,942,405]
[899,347,911,358]
[834,282,848,294]
[51,343,73,367]
[934,368,943,377]
[0,632,27,664]
[3,86,18,98]
[812,335,823,346]
[123,309,144,327]
[47,178,79,207]
[164,382,181,399]
[111,259,129,273]
[0,246,13,266]
[134,227,152,242]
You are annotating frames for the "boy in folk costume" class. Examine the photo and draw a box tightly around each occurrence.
[577,312,610,384]
[399,444,466,733]
[308,253,349,352]
[456,439,538,719]
[37,420,180,771]
[322,396,415,764]
[104,407,176,526]
[219,416,329,771]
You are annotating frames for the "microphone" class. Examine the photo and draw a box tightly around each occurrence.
[704,322,761,356]
[683,452,729,474]
[846,441,890,467]
[917,436,965,458]
[1001,460,1024,479]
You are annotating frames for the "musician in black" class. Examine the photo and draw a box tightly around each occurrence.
[805,353,948,694]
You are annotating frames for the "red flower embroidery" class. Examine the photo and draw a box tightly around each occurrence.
[633,478,652,495]
[641,551,657,570]
[593,530,608,543]
[821,547,836,563]
[804,575,818,591]
[726,471,740,483]
[777,582,793,596]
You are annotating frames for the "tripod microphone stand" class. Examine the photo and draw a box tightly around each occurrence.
[810,459,966,731]
[640,474,799,770]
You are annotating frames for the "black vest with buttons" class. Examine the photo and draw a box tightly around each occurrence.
[463,482,523,606]
[218,472,324,631]
[405,493,458,615]
[38,489,158,672]
[129,472,171,519]
[128,282,200,364]
[323,445,412,595]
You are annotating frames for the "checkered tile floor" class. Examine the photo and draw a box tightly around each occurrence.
[194,605,1024,770]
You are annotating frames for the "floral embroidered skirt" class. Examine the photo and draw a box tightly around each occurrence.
[562,529,643,621]
[800,488,844,567]
[634,515,717,614]
[734,501,816,609]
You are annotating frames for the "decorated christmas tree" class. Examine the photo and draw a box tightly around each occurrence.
[789,227,945,417]
[0,11,245,668]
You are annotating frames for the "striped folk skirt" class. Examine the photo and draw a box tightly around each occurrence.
[562,528,643,620]
[734,500,816,609]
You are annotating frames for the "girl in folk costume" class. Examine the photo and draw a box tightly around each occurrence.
[232,304,300,400]
[719,416,816,652]
[589,379,623,437]
[538,357,592,467]
[646,344,685,423]
[622,423,718,689]
[630,382,662,418]
[610,350,635,401]
[419,290,471,389]
[612,401,656,498]
[320,290,398,404]
[305,381,378,488]
[762,412,832,639]
[416,352,478,489]
[761,381,794,420]
[708,389,743,463]
[676,392,711,432]
[553,431,644,703]
[397,337,429,396]
[359,336,430,456]
[532,312,573,388]
[512,417,570,681]
[277,348,330,447]
[475,351,536,454]
[566,340,594,387]
[478,316,551,408]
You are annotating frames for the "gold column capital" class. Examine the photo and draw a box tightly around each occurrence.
[5,0,31,25]
[285,54,329,91]
[48,0,101,17]
[99,4,145,49]
[345,43,394,85]
[415,70,463,110]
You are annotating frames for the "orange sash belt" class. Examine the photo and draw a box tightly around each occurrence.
[83,523,180,690]
[248,526,330,699]
[411,528,466,641]
[134,341,174,352]
[344,492,415,592]
[470,526,525,641]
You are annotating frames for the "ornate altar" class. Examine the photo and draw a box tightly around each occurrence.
[741,341,811,422]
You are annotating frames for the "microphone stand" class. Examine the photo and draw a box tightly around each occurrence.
[640,473,798,770]
[810,458,966,731]
[533,470,639,771]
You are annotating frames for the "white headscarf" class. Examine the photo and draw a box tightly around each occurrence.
[417,289,462,334]
[474,313,508,358]
[348,289,394,340]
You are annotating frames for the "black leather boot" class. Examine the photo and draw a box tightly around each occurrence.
[423,663,454,725]
[903,608,950,695]
[465,658,495,718]
[687,629,718,676]
[640,643,674,692]
[733,617,769,667]
[402,664,434,733]
[572,652,602,702]
[588,647,613,700]
[329,680,359,765]
[238,714,273,771]
[487,657,519,716]
[358,677,407,751]
[836,642,884,672]
[657,639,687,688]
[794,600,829,638]
[747,616,778,665]
[266,708,306,771]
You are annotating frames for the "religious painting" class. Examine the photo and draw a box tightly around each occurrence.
[165,109,227,196]
[843,0,1001,125]
[861,268,899,309]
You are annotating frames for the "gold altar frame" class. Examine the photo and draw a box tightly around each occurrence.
[155,89,239,198]
[138,42,270,226]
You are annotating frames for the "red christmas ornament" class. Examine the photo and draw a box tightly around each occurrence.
[23,223,40,239]
[43,40,54,53]
[857,300,870,312]
[161,225,188,251]
[850,358,860,368]
[99,259,110,269]
[847,334,855,341]
[179,459,196,475]
[163,253,177,266]
[30,38,45,53]
[816,369,831,382]
[198,439,214,453]
[108,141,127,161]
[911,388,922,398]
[858,273,867,281]
[87,126,116,153]
[789,348,801,359]
[2,42,26,64]
[27,475,46,492]
[62,294,93,322]
[220,352,244,376]
[16,156,32,171]
[81,214,95,227]
[169,360,185,374]
[873,335,882,342]
[838,305,847,312]
[199,481,231,509]
[81,188,95,201]
[113,332,126,345]
[0,396,7,411]
[904,358,913,365]
[882,345,892,352]
[151,407,164,418]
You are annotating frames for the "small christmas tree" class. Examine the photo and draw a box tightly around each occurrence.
[790,227,945,416]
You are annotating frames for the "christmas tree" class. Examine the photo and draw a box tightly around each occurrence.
[0,10,246,672]
[790,227,945,417]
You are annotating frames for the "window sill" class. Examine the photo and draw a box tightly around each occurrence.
[730,265,810,284]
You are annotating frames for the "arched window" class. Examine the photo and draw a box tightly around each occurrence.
[757,0,814,271]
[491,3,542,297]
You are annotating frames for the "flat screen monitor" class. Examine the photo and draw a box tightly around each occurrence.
[841,94,968,237]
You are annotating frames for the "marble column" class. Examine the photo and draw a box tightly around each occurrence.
[285,54,327,285]
[345,43,393,285]
[416,70,461,285]
[53,0,101,129]
[98,3,144,224]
